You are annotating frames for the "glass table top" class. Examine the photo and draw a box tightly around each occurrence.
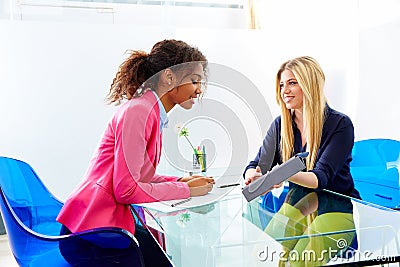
[143,181,400,266]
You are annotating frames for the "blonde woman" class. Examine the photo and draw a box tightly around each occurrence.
[244,57,360,266]
[244,56,360,198]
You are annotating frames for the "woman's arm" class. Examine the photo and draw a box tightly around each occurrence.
[243,147,261,179]
[289,171,318,189]
[310,116,354,190]
[113,103,190,204]
[290,115,354,190]
[243,118,280,180]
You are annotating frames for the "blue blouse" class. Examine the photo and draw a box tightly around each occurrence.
[151,90,169,131]
[244,106,360,198]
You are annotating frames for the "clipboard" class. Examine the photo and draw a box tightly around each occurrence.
[242,152,309,202]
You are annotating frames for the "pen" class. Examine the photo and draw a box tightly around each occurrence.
[218,183,240,188]
[171,197,192,207]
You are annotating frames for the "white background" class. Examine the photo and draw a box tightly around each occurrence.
[0,0,399,200]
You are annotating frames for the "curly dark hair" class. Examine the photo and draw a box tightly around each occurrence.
[106,39,207,105]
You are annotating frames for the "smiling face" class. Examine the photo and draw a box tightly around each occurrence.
[169,63,205,110]
[280,69,303,111]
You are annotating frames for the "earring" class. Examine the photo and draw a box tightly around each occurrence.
[168,81,171,85]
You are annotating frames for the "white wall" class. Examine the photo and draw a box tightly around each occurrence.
[0,21,152,200]
[0,1,399,200]
[0,3,249,200]
[357,18,400,141]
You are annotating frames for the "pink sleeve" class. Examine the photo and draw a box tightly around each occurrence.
[152,174,181,182]
[112,103,190,204]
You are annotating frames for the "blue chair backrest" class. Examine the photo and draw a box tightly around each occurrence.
[350,139,400,208]
[351,139,400,187]
[0,156,63,235]
[0,187,144,267]
[351,139,399,170]
[0,187,72,266]
[0,156,145,267]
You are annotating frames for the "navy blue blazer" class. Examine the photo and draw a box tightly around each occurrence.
[244,106,360,199]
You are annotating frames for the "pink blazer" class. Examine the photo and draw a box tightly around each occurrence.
[57,91,190,234]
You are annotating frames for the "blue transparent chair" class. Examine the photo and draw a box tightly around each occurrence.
[350,138,400,209]
[0,156,145,267]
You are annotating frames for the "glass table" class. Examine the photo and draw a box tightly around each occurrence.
[142,176,400,266]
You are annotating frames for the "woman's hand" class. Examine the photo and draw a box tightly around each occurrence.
[244,166,276,195]
[186,176,215,196]
[178,174,206,183]
[272,182,284,189]
[244,166,262,185]
[186,176,214,187]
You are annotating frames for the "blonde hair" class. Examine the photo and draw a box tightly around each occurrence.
[276,56,327,170]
